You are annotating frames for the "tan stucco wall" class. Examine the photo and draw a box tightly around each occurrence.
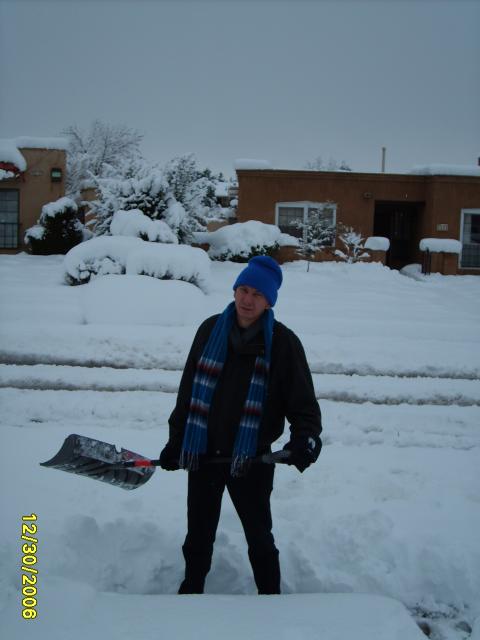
[0,147,66,252]
[236,169,480,274]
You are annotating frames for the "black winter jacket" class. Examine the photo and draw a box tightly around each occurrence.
[167,313,322,457]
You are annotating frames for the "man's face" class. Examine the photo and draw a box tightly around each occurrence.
[234,285,270,328]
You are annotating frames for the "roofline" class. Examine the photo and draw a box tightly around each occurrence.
[235,169,480,183]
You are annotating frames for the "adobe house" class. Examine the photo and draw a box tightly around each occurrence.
[235,166,480,275]
[0,138,67,253]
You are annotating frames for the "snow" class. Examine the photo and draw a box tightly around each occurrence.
[110,209,178,243]
[64,236,210,289]
[234,158,273,170]
[0,137,67,172]
[195,220,299,259]
[364,236,390,251]
[409,164,480,177]
[24,225,45,243]
[419,238,462,254]
[81,275,207,326]
[1,253,479,640]
[40,196,77,220]
[0,169,16,180]
[0,138,27,171]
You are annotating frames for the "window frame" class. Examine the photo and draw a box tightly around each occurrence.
[0,188,20,249]
[275,201,337,245]
[459,208,480,270]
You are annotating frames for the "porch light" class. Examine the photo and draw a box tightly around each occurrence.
[51,168,62,182]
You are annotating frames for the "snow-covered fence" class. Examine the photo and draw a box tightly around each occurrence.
[64,236,210,290]
[364,236,390,265]
[419,238,462,275]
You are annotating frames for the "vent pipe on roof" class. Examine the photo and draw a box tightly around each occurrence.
[478,157,480,166]
[381,147,386,173]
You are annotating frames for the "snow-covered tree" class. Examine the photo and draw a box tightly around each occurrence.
[293,206,336,271]
[25,197,84,255]
[88,164,172,236]
[163,154,222,239]
[62,120,143,197]
[304,156,352,172]
[334,224,370,264]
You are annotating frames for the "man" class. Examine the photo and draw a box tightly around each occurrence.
[160,255,322,595]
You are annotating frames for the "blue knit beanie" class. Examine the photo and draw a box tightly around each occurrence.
[233,256,283,306]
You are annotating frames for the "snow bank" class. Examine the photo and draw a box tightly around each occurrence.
[127,242,211,292]
[234,158,273,170]
[365,236,390,251]
[410,164,480,177]
[81,275,207,326]
[1,585,426,640]
[195,220,298,259]
[64,236,210,290]
[419,238,462,253]
[110,209,178,243]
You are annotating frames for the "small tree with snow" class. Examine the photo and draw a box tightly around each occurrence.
[163,153,221,240]
[334,224,370,264]
[25,197,84,255]
[295,209,336,271]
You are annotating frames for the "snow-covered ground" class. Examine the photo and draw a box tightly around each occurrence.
[1,253,479,640]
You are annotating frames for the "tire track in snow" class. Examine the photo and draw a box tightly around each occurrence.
[1,365,480,407]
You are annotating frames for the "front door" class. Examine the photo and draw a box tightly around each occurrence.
[0,189,20,249]
[373,202,421,270]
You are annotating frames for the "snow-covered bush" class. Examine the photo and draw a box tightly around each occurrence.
[127,243,210,292]
[25,197,84,255]
[334,224,370,264]
[195,221,298,262]
[110,210,178,243]
[64,236,210,290]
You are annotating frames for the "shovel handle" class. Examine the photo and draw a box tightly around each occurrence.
[116,450,290,469]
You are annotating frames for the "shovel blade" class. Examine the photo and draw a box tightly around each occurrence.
[40,434,155,490]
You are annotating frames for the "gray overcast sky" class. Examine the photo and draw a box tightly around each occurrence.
[1,0,479,178]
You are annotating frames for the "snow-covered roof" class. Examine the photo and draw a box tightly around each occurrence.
[15,136,68,150]
[0,139,27,171]
[0,137,68,172]
[234,158,273,170]
[409,164,480,177]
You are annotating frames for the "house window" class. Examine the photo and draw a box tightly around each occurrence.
[276,201,336,245]
[0,189,19,249]
[460,209,480,268]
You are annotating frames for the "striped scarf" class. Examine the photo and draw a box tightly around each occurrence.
[179,301,274,477]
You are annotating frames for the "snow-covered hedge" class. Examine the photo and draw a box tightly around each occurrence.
[364,236,390,252]
[25,197,84,255]
[110,209,178,243]
[195,221,298,262]
[64,236,210,290]
[419,238,462,254]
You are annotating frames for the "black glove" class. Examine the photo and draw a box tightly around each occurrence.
[283,436,321,473]
[159,442,181,471]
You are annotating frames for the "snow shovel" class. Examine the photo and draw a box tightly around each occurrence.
[40,433,291,491]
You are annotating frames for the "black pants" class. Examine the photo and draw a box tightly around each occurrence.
[179,462,280,594]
